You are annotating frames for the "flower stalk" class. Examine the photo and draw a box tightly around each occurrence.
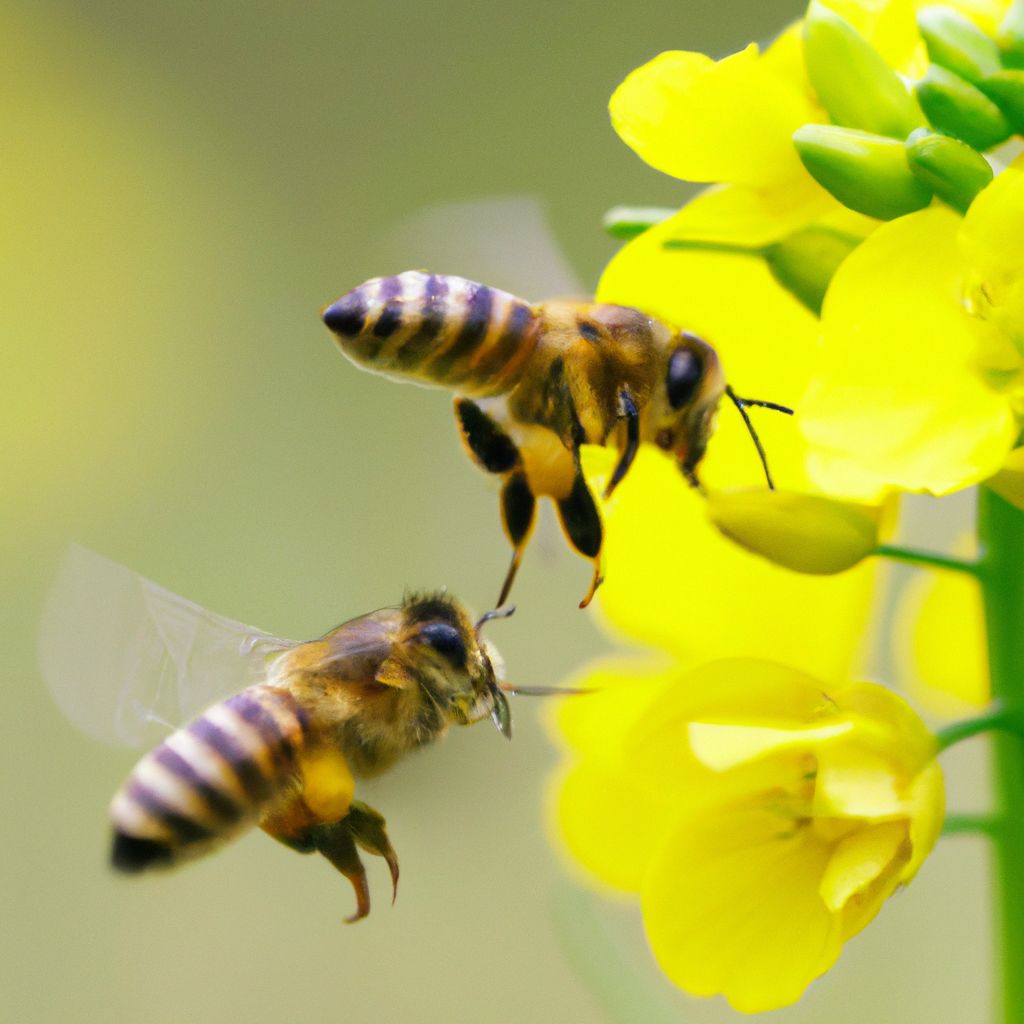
[977,486,1024,1024]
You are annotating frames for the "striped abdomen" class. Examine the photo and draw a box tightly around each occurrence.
[322,271,540,397]
[109,684,308,873]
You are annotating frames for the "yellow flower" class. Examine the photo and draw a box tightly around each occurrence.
[799,155,1024,498]
[582,446,878,680]
[552,658,944,1013]
[609,30,836,248]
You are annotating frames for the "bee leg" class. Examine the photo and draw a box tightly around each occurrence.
[454,397,520,475]
[346,801,400,904]
[603,387,640,499]
[454,397,536,606]
[311,819,373,924]
[556,465,603,609]
[499,470,537,607]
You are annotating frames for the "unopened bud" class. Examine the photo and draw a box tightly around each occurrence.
[763,225,861,315]
[602,206,674,241]
[706,489,880,574]
[803,1,924,138]
[905,128,993,213]
[793,124,932,220]
[917,5,1002,84]
[915,64,1012,150]
[977,70,1024,135]
[998,0,1024,70]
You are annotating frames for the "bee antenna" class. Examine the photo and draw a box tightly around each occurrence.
[498,683,591,697]
[725,385,793,491]
[476,604,516,632]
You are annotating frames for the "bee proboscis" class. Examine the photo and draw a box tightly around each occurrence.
[322,271,791,607]
[39,546,512,922]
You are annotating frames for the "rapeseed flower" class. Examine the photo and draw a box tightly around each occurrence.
[552,658,944,1012]
[799,155,1024,498]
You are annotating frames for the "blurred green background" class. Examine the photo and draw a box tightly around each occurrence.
[4,1,990,1021]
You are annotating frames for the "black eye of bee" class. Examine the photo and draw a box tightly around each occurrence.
[418,622,467,663]
[666,346,704,410]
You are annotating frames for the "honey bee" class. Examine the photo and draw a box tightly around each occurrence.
[39,546,516,922]
[322,272,791,607]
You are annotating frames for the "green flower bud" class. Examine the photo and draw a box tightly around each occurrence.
[977,69,1024,135]
[793,124,932,220]
[602,206,674,241]
[904,128,993,214]
[763,226,861,316]
[998,0,1024,70]
[917,5,1002,84]
[706,489,880,575]
[803,0,924,138]
[915,64,1012,150]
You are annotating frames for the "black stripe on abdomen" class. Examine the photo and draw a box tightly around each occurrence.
[429,283,494,381]
[188,717,274,802]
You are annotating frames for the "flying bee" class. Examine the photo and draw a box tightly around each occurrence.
[39,546,519,923]
[322,272,792,607]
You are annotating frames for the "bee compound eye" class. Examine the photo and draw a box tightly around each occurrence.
[418,623,467,663]
[666,346,704,410]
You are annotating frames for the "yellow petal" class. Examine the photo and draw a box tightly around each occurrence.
[988,446,1024,509]
[707,488,881,573]
[550,656,678,760]
[819,820,908,912]
[688,720,852,771]
[583,446,877,682]
[813,743,908,820]
[960,153,1024,355]
[831,680,939,772]
[664,180,835,248]
[549,760,673,893]
[821,0,927,73]
[643,802,841,1012]
[625,658,838,779]
[893,546,990,713]
[609,45,813,187]
[801,206,1019,495]
[902,759,946,880]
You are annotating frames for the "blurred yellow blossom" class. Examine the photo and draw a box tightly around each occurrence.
[551,658,944,1012]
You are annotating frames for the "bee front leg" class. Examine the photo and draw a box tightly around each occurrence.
[603,387,640,499]
[556,464,603,609]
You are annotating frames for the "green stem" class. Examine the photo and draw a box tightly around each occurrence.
[943,813,1001,838]
[976,486,1024,1024]
[873,542,981,575]
[934,703,1024,750]
[602,206,675,240]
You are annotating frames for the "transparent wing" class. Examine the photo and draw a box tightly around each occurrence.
[376,194,588,300]
[38,545,298,748]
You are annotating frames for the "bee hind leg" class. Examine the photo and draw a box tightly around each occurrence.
[499,471,537,606]
[311,803,399,923]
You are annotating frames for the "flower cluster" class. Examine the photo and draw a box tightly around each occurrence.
[548,0,1024,1012]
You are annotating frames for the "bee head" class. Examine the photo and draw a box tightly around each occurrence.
[398,594,510,739]
[652,332,726,488]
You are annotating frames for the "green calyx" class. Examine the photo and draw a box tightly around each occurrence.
[916,64,1013,150]
[803,0,924,138]
[978,70,1024,135]
[917,5,1002,84]
[763,225,861,316]
[999,0,1024,69]
[905,129,993,214]
[793,124,932,220]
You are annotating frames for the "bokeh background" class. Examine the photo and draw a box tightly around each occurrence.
[4,1,990,1021]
